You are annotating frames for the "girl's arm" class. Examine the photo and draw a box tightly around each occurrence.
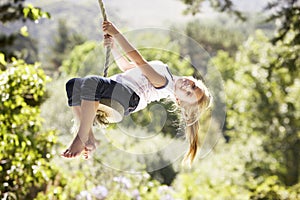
[104,35,135,72]
[103,21,166,88]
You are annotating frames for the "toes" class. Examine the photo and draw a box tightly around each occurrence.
[61,149,70,157]
[85,146,93,151]
[69,152,76,158]
[63,149,70,154]
[83,147,92,159]
[74,151,80,157]
[66,152,72,158]
[83,148,90,159]
[61,149,77,158]
[61,146,88,159]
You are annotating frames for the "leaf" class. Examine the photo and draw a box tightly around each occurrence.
[0,53,7,66]
[23,7,30,18]
[20,26,29,37]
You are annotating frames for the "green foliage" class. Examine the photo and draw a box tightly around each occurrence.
[249,176,290,200]
[0,33,39,64]
[0,0,50,63]
[61,170,175,200]
[264,0,300,45]
[172,136,297,200]
[0,54,66,199]
[0,0,50,24]
[63,27,194,78]
[40,76,74,135]
[61,41,104,76]
[183,20,245,56]
[211,28,300,188]
[180,0,245,20]
[22,4,50,22]
[48,18,86,73]
[180,0,300,47]
[136,36,193,76]
[1,0,296,198]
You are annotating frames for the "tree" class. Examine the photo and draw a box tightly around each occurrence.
[0,0,50,62]
[61,41,102,76]
[172,20,300,200]
[182,0,300,187]
[172,19,245,77]
[179,0,245,20]
[0,1,76,199]
[0,33,39,64]
[211,29,300,187]
[264,0,300,44]
[180,0,300,45]
[0,0,49,23]
[48,18,86,72]
[0,55,66,199]
[173,134,300,199]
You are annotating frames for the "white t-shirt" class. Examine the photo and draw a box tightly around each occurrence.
[110,61,175,112]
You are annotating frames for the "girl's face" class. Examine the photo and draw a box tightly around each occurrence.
[174,78,204,104]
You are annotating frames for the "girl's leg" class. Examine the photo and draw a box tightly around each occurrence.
[62,100,99,158]
[72,106,98,159]
[72,106,81,121]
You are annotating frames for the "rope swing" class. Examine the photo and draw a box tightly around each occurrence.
[98,0,110,77]
[94,0,124,125]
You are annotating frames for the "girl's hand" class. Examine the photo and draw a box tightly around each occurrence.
[102,21,119,36]
[103,34,114,48]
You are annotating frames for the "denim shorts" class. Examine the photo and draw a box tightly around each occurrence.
[65,76,140,115]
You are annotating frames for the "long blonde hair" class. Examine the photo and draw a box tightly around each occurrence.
[178,77,213,165]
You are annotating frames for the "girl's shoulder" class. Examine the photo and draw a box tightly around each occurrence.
[148,60,174,85]
[148,60,169,72]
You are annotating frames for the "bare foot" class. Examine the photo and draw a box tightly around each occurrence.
[61,135,86,158]
[83,131,98,159]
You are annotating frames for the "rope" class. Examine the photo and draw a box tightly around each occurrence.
[98,0,111,77]
[95,0,124,124]
[98,0,107,21]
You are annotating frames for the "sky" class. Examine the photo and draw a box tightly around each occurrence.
[18,0,269,56]
[28,0,268,28]
[105,0,267,28]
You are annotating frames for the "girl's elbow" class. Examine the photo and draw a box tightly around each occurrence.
[135,58,147,66]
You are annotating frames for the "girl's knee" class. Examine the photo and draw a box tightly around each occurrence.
[66,78,77,89]
[66,78,83,106]
[66,78,83,90]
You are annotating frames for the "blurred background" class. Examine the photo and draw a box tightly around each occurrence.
[0,0,299,199]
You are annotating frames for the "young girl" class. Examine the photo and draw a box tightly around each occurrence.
[61,21,212,164]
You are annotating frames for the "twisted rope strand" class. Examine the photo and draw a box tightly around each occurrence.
[98,0,107,21]
[98,0,111,77]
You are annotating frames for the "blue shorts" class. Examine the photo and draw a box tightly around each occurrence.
[65,76,140,115]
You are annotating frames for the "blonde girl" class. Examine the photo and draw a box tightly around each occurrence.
[61,21,212,164]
